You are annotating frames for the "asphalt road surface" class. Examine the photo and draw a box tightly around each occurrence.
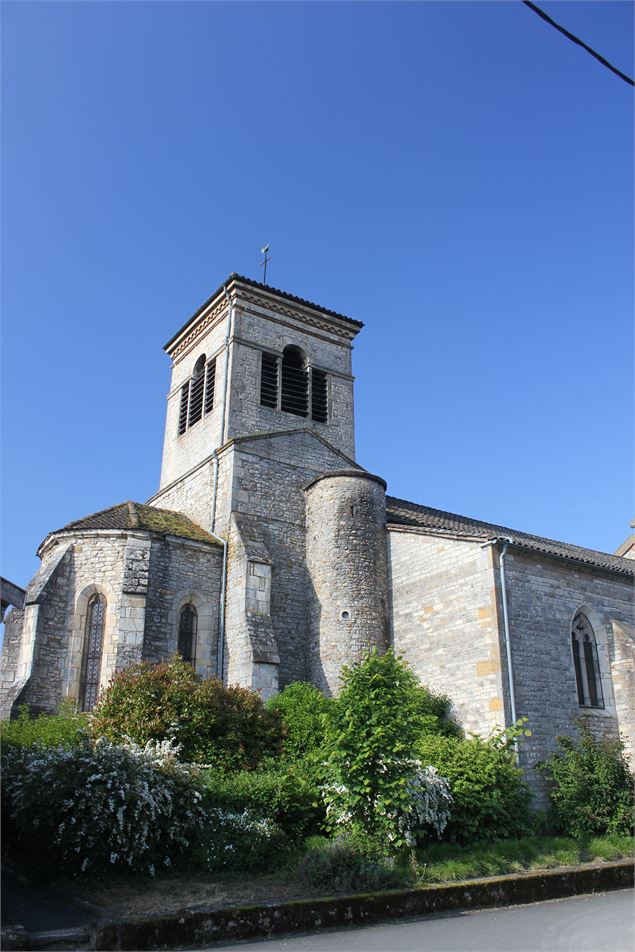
[210,889,635,952]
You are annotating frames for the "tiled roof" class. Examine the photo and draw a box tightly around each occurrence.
[164,273,363,350]
[386,496,634,577]
[51,502,220,547]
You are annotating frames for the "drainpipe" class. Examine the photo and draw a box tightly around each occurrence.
[482,536,518,747]
[209,283,234,681]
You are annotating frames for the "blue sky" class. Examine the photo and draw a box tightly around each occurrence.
[2,1,633,587]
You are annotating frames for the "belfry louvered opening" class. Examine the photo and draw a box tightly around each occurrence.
[178,354,217,435]
[311,368,328,423]
[260,347,329,422]
[188,356,206,426]
[260,352,278,408]
[281,346,309,417]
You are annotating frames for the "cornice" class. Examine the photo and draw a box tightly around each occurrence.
[165,276,361,363]
[238,289,360,342]
[169,297,228,362]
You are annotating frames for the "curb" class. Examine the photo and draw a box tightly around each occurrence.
[89,858,634,951]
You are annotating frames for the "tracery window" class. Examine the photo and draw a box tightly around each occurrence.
[259,347,329,422]
[80,594,106,712]
[178,604,197,667]
[571,612,604,709]
[178,355,217,435]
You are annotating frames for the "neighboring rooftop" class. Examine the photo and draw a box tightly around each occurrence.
[44,502,219,548]
[164,272,363,351]
[386,496,635,577]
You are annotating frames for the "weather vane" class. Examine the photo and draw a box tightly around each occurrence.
[260,244,272,285]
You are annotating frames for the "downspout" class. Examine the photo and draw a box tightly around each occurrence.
[209,284,234,681]
[482,536,518,748]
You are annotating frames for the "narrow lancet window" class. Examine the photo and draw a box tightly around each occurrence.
[311,368,328,423]
[178,382,190,435]
[281,346,308,417]
[260,352,279,408]
[178,605,197,667]
[188,355,206,426]
[204,357,216,414]
[571,612,604,709]
[80,594,106,712]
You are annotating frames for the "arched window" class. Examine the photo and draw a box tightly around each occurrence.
[260,348,329,422]
[571,612,604,709]
[178,605,197,667]
[178,354,216,435]
[188,355,206,426]
[281,346,308,417]
[80,594,106,712]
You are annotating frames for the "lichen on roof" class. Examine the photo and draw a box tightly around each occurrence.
[51,501,220,546]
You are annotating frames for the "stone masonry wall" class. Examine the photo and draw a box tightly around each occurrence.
[305,473,390,695]
[150,458,216,533]
[226,302,356,458]
[159,307,230,489]
[502,549,635,789]
[388,530,505,737]
[159,290,358,494]
[22,545,74,713]
[221,433,360,689]
[143,535,223,678]
[0,608,26,717]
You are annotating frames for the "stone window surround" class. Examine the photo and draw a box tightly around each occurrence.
[567,604,616,718]
[63,581,118,707]
[177,353,217,436]
[171,590,217,678]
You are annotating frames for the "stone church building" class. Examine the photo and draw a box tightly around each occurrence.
[2,274,634,797]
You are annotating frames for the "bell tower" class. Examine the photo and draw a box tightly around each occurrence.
[149,274,367,695]
[153,274,362,532]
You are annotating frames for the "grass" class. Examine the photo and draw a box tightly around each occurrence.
[413,833,634,884]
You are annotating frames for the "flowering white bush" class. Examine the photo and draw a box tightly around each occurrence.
[2,737,205,875]
[196,807,285,873]
[324,758,452,847]
[399,764,452,841]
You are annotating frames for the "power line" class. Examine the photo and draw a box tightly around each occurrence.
[522,1,634,88]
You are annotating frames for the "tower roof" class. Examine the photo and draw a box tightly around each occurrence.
[164,273,363,352]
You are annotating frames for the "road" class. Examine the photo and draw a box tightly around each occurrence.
[210,889,634,952]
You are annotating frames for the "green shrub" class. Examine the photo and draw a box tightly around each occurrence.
[538,724,634,838]
[90,657,284,769]
[295,836,408,892]
[2,737,205,875]
[201,765,322,840]
[411,686,463,739]
[193,809,289,873]
[0,702,88,754]
[266,681,334,767]
[323,650,453,848]
[416,731,531,844]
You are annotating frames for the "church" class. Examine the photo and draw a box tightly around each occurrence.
[2,273,633,799]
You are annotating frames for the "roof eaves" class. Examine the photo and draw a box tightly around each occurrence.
[163,273,363,352]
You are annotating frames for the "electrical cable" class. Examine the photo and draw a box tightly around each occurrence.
[522,1,634,87]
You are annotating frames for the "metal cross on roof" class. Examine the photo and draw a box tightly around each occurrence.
[260,244,272,284]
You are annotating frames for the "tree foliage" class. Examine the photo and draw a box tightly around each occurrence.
[416,729,532,844]
[538,723,634,838]
[91,657,284,769]
[323,650,453,848]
